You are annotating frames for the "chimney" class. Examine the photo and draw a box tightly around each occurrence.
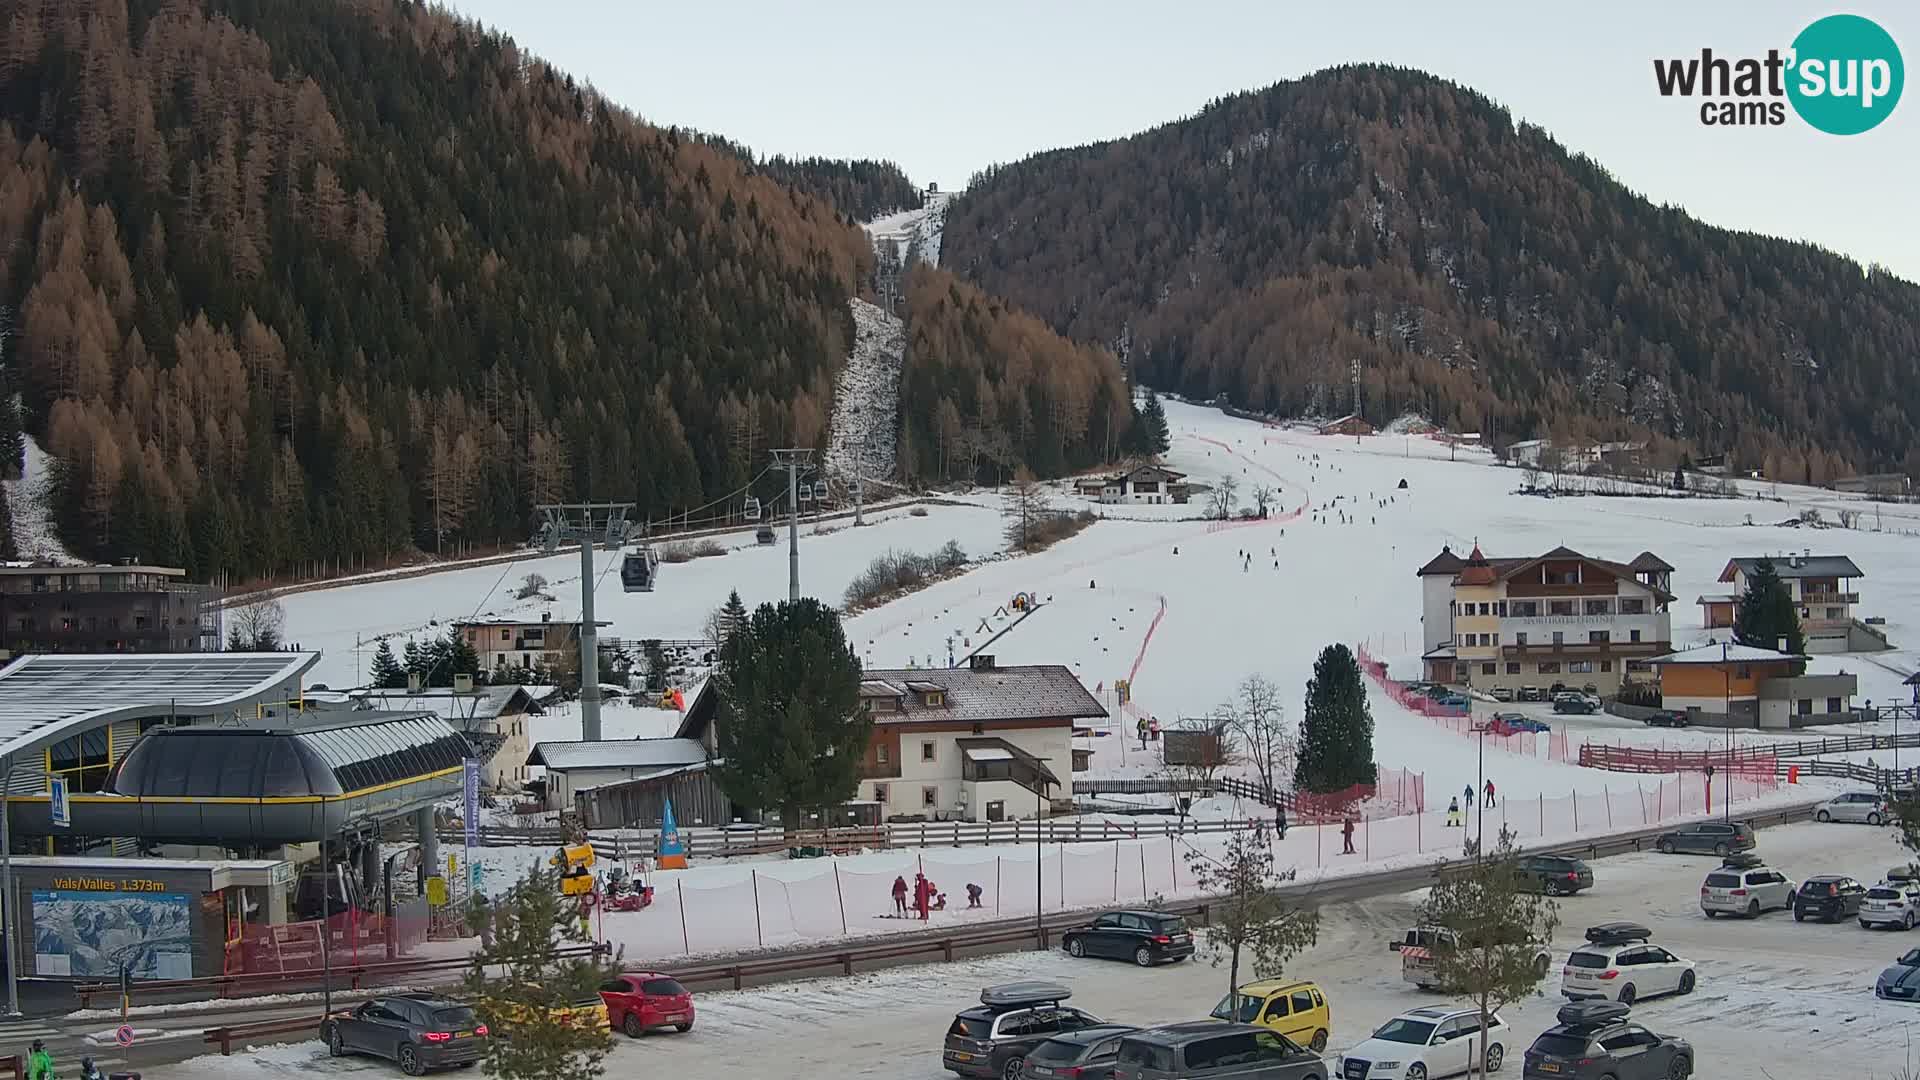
[1789,552,1801,568]
[970,654,996,671]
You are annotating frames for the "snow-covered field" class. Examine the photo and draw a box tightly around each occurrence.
[866,190,951,268]
[184,821,1920,1079]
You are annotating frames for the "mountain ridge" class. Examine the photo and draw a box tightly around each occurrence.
[941,63,1920,482]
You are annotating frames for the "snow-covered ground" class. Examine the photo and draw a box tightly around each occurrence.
[1,431,81,563]
[825,297,906,485]
[866,190,951,268]
[282,502,1009,689]
[182,820,1920,1080]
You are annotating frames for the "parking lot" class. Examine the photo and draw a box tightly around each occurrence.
[190,818,1919,1079]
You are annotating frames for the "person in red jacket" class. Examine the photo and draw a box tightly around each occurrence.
[891,875,909,916]
[914,873,931,920]
[1484,779,1497,808]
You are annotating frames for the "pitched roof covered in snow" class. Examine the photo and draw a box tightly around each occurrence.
[1648,643,1806,665]
[349,685,546,728]
[1719,555,1864,582]
[860,664,1106,725]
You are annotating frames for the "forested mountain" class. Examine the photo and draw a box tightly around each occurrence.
[943,64,1920,481]
[897,265,1131,484]
[690,137,924,222]
[0,0,881,581]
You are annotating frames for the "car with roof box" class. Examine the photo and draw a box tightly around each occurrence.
[1018,1023,1139,1080]
[1335,1006,1509,1079]
[945,982,1103,1079]
[1792,874,1867,922]
[1112,1021,1323,1080]
[1699,853,1793,918]
[1061,909,1194,966]
[321,991,489,1074]
[1522,1000,1694,1079]
[1208,979,1331,1053]
[1560,924,1695,1005]
[1860,867,1920,931]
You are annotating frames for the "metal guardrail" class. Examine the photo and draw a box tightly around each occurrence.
[75,945,610,1010]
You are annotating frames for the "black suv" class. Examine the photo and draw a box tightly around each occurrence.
[1519,854,1595,896]
[1643,710,1690,728]
[1655,820,1755,856]
[321,992,489,1074]
[1794,874,1867,922]
[1062,910,1195,966]
[1523,1001,1693,1079]
[945,982,1103,1079]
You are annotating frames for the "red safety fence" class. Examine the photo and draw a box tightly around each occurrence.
[232,897,432,975]
[1354,644,1586,765]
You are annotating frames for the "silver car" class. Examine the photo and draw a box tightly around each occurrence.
[1816,791,1889,825]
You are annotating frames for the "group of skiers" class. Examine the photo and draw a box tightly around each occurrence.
[1444,781,1498,827]
[891,873,985,919]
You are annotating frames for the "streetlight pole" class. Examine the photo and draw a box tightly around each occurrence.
[1723,640,1731,822]
[1470,723,1489,857]
[1033,758,1051,948]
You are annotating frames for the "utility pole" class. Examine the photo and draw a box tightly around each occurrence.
[770,450,815,601]
[853,444,866,527]
[535,502,634,742]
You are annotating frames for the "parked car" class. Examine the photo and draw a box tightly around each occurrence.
[1518,686,1546,702]
[1815,791,1889,825]
[1517,854,1595,896]
[1876,948,1920,1001]
[1642,710,1690,728]
[1208,979,1331,1053]
[1700,854,1794,918]
[1552,696,1597,715]
[1396,925,1551,990]
[944,982,1103,1079]
[1062,910,1194,966]
[476,982,608,1033]
[1433,693,1469,708]
[1655,820,1755,857]
[1522,1000,1694,1080]
[321,993,489,1074]
[1561,924,1696,1005]
[1860,869,1920,931]
[1489,686,1515,702]
[1793,874,1868,922]
[1019,1024,1139,1080]
[1336,1006,1509,1079]
[1112,1022,1322,1080]
[598,972,694,1037]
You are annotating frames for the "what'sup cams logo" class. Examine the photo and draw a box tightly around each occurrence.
[1654,13,1903,133]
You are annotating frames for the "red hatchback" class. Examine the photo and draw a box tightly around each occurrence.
[599,972,695,1038]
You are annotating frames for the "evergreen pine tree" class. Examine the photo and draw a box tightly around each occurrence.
[440,625,481,686]
[1733,557,1805,660]
[1140,390,1171,456]
[368,638,406,689]
[709,598,869,830]
[1294,643,1376,793]
[718,589,749,651]
[401,638,425,686]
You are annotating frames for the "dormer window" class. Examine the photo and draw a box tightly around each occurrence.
[922,691,944,706]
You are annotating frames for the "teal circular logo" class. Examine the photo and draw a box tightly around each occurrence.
[1787,14,1904,135]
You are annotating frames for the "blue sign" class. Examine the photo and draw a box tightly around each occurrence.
[469,861,484,895]
[462,760,480,847]
[49,776,69,829]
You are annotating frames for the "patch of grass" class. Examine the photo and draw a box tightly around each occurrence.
[843,542,968,612]
[657,538,727,563]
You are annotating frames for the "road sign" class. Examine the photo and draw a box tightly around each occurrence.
[49,775,70,828]
[425,875,449,906]
[115,1025,135,1047]
[469,862,483,895]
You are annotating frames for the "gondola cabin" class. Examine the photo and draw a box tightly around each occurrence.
[621,547,660,592]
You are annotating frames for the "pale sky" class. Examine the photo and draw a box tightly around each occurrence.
[449,1,1919,283]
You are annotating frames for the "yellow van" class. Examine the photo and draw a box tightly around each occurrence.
[1207,979,1331,1052]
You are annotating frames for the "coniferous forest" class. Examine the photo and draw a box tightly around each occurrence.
[0,0,882,577]
[0,0,1130,577]
[942,65,1920,482]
